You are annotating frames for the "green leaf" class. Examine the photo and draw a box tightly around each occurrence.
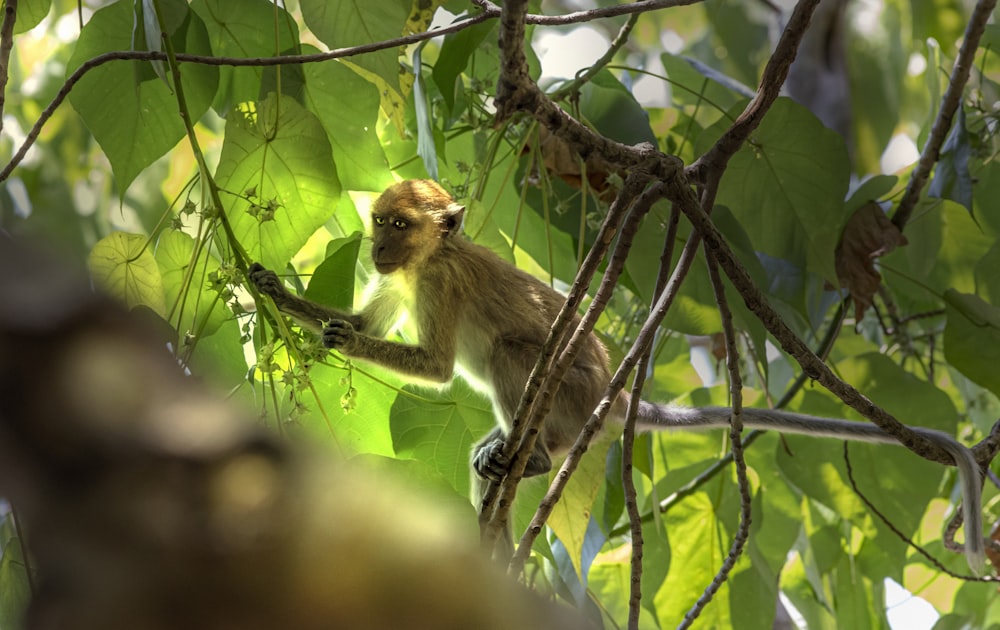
[155,230,231,337]
[214,93,341,270]
[413,41,438,180]
[432,19,495,112]
[304,361,398,455]
[89,232,167,317]
[299,0,410,98]
[661,53,748,123]
[191,0,300,114]
[13,0,52,35]
[928,106,974,213]
[389,379,495,498]
[303,56,392,192]
[304,233,363,311]
[548,434,614,580]
[0,534,29,630]
[944,290,1000,399]
[709,97,852,281]
[579,70,656,145]
[67,1,218,192]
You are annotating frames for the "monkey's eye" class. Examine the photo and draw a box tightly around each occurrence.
[373,215,386,226]
[393,219,407,229]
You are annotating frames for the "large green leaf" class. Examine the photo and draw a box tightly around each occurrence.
[67,0,217,192]
[13,0,51,34]
[304,233,363,311]
[89,232,166,317]
[299,0,410,99]
[214,93,341,270]
[190,0,300,113]
[944,290,1000,399]
[708,97,852,281]
[155,230,230,337]
[303,56,391,192]
[777,353,956,571]
[389,378,495,498]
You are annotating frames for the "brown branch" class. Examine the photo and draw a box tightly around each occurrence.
[472,0,704,26]
[477,174,644,551]
[509,207,704,575]
[494,0,682,180]
[686,0,821,195]
[891,0,998,231]
[0,0,16,137]
[666,178,957,465]
[484,175,656,557]
[622,202,680,630]
[973,419,1000,467]
[679,249,754,628]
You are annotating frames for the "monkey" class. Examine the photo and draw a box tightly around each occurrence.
[249,179,985,574]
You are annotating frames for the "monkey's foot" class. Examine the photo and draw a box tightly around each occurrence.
[472,438,509,482]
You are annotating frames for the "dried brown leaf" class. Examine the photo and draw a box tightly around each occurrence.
[834,201,908,319]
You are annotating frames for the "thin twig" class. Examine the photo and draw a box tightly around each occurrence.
[472,0,703,26]
[0,0,17,136]
[622,202,680,629]
[686,0,821,202]
[891,0,998,231]
[843,443,995,581]
[486,176,656,559]
[678,250,753,628]
[667,178,958,466]
[551,11,640,100]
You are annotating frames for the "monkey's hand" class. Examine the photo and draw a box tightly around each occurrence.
[248,263,287,299]
[472,437,510,482]
[322,319,359,353]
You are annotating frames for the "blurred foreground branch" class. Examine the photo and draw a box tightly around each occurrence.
[0,239,586,630]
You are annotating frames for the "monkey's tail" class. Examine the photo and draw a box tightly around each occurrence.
[633,399,986,575]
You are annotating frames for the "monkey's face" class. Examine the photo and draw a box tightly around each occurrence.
[369,180,461,274]
[370,211,423,274]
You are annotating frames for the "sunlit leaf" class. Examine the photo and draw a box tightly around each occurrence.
[299,0,410,127]
[191,0,300,114]
[214,93,341,270]
[389,379,494,498]
[155,230,230,337]
[304,233,363,311]
[303,56,391,192]
[67,0,217,192]
[89,232,166,317]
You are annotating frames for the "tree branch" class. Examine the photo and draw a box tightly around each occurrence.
[891,0,997,231]
[0,0,17,137]
[472,0,704,26]
[508,203,709,575]
[686,0,821,196]
[678,249,754,628]
[666,178,958,465]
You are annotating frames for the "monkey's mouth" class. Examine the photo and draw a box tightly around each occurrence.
[373,260,402,274]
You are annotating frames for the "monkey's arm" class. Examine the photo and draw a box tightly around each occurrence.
[249,263,362,334]
[637,400,986,574]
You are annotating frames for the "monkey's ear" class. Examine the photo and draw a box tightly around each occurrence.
[443,203,466,238]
